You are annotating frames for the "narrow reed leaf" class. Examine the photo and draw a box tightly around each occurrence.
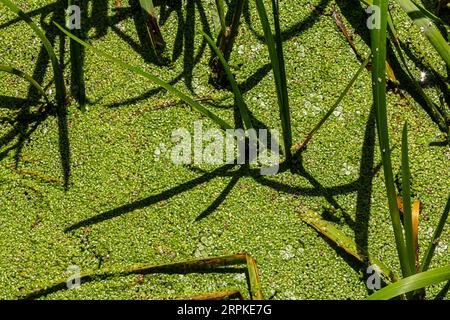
[0,0,66,106]
[55,22,233,130]
[412,199,420,270]
[215,0,227,34]
[371,0,410,278]
[0,64,51,105]
[202,31,253,132]
[245,254,263,300]
[368,266,450,300]
[387,10,448,134]
[420,195,450,272]
[401,122,416,274]
[255,0,292,164]
[395,0,450,68]
[301,210,398,282]
[292,56,370,154]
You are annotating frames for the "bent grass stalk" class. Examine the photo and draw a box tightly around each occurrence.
[301,210,398,283]
[292,56,371,154]
[22,253,263,300]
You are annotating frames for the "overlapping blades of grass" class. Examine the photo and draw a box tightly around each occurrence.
[371,0,411,278]
[368,266,450,300]
[255,0,292,164]
[395,0,450,68]
[55,23,233,130]
[202,31,253,133]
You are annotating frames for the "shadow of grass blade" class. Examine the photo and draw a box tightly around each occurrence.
[395,0,450,68]
[255,0,292,164]
[420,195,450,272]
[401,122,417,275]
[68,0,86,111]
[372,0,410,278]
[368,266,450,300]
[0,0,66,107]
[0,64,51,105]
[202,31,253,132]
[54,22,233,130]
[292,56,371,154]
[301,210,398,282]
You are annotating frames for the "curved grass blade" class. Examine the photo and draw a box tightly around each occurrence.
[371,0,411,278]
[255,0,292,164]
[202,31,253,132]
[301,210,398,282]
[401,122,416,275]
[55,22,233,130]
[368,266,450,300]
[420,195,450,272]
[21,253,256,300]
[292,55,370,154]
[0,0,66,106]
[0,64,51,105]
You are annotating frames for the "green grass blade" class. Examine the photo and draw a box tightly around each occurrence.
[371,0,411,278]
[202,31,253,132]
[292,56,370,153]
[0,0,66,106]
[410,0,450,29]
[68,0,86,111]
[401,122,416,274]
[395,0,450,68]
[215,0,227,34]
[301,210,398,283]
[0,64,51,105]
[368,266,450,300]
[55,22,233,130]
[255,0,292,164]
[420,195,450,272]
